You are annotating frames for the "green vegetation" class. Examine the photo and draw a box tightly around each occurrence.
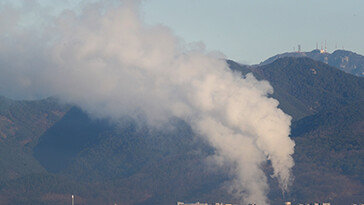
[229,57,364,120]
[0,97,70,182]
[230,57,364,204]
[0,57,363,204]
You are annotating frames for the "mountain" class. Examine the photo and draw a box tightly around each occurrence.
[1,106,231,205]
[260,49,364,77]
[0,57,363,204]
[230,57,364,204]
[287,100,364,204]
[0,96,70,181]
[229,57,364,120]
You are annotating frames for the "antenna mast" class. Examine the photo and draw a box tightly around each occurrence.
[325,40,327,53]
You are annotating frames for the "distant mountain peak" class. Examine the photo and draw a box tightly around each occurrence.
[261,49,364,77]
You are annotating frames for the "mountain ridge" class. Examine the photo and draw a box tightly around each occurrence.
[260,49,364,77]
[0,56,362,204]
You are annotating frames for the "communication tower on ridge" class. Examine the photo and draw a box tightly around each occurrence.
[320,41,326,53]
[325,40,327,53]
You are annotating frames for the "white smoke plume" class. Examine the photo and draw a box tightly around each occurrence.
[0,1,295,204]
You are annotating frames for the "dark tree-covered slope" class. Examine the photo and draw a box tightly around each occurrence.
[285,101,364,204]
[33,107,111,173]
[0,96,70,181]
[3,110,231,205]
[0,57,363,204]
[230,57,364,204]
[229,57,364,120]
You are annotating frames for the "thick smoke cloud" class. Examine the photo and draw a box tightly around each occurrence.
[0,1,295,204]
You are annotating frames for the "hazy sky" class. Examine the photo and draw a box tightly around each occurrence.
[142,0,364,64]
[4,0,364,64]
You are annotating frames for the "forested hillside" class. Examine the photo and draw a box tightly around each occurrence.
[0,97,70,182]
[0,57,363,204]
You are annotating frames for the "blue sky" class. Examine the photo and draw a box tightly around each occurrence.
[4,0,364,64]
[142,0,364,64]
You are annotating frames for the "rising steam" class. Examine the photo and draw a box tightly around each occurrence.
[0,1,295,204]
